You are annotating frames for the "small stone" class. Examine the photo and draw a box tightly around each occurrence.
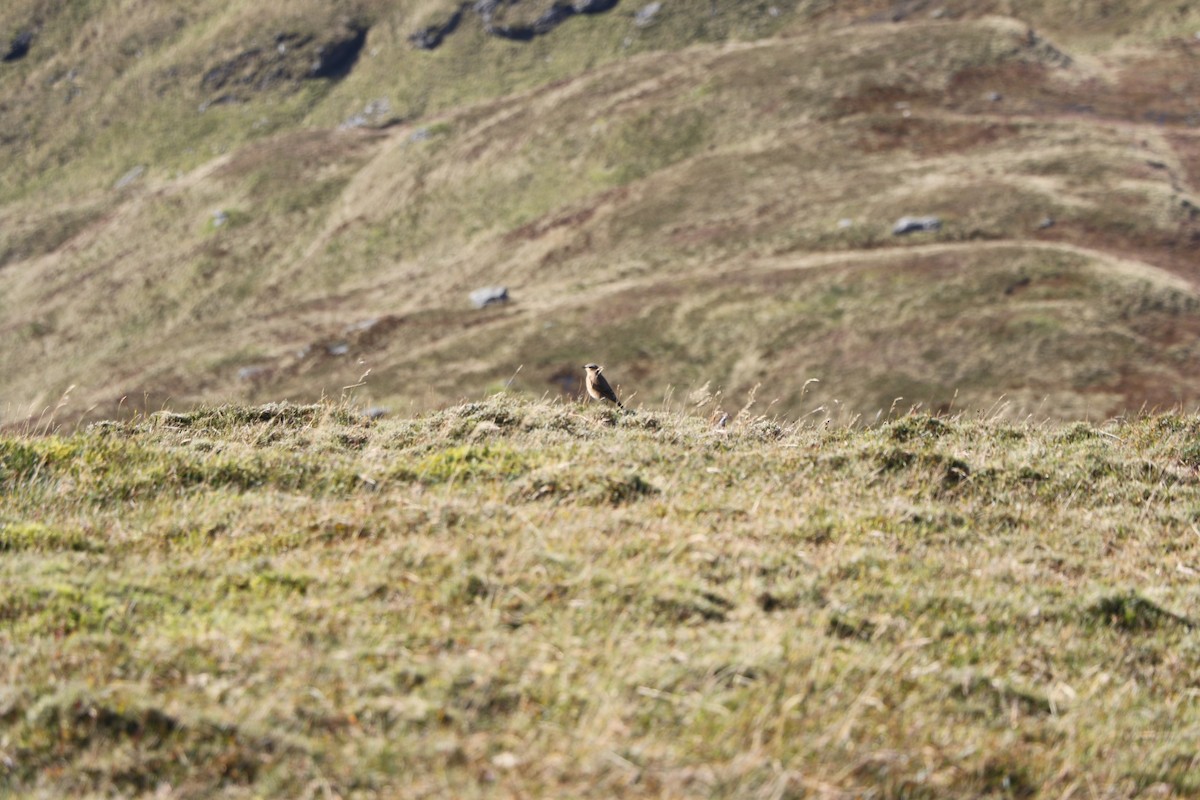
[237,366,270,382]
[343,97,393,128]
[327,342,350,356]
[212,210,229,227]
[986,91,1002,102]
[892,216,941,235]
[1037,217,1055,229]
[344,317,380,334]
[469,286,510,309]
[364,97,390,117]
[114,165,145,190]
[837,218,853,229]
[492,752,520,770]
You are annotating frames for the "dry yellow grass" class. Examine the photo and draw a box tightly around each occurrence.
[4,397,1200,797]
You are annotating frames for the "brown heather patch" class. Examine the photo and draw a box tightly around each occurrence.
[1109,48,1200,125]
[503,204,599,244]
[829,83,942,118]
[1167,132,1200,191]
[852,116,1022,156]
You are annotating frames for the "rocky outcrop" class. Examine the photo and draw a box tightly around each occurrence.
[3,30,33,62]
[310,25,367,79]
[410,7,466,49]
[1021,28,1072,69]
[201,23,368,99]
[411,0,620,50]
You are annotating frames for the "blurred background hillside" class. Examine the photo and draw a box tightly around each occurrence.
[2,0,1200,425]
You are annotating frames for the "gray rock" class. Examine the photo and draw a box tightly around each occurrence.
[413,0,619,50]
[114,165,145,190]
[3,30,33,62]
[327,342,350,356]
[532,2,577,35]
[212,210,229,227]
[344,317,380,335]
[341,98,393,129]
[892,216,941,235]
[474,0,500,24]
[1037,217,1055,230]
[309,25,367,79]
[410,7,465,50]
[237,365,270,382]
[197,95,239,113]
[470,286,510,309]
[575,0,618,12]
[635,2,662,27]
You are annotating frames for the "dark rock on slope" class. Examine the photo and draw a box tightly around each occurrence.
[3,30,33,62]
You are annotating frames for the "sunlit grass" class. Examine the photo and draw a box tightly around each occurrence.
[4,396,1200,796]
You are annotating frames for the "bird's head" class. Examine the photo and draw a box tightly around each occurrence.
[583,363,602,373]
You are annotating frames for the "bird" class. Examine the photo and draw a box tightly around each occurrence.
[582,363,624,409]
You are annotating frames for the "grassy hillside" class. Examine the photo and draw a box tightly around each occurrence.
[4,396,1200,797]
[2,1,1200,425]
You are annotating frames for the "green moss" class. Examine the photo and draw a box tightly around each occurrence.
[0,521,98,553]
[416,444,531,483]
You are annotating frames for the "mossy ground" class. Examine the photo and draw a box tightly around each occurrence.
[4,396,1200,797]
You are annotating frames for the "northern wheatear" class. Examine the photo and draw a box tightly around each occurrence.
[582,363,624,409]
